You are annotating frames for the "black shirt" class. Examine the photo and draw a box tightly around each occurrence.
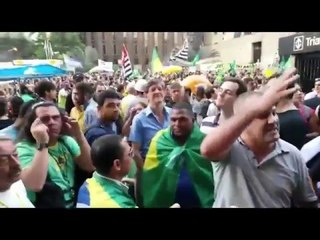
[65,93,74,115]
[304,96,320,110]
[278,109,309,150]
[0,119,14,130]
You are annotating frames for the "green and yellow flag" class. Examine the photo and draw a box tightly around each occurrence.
[142,125,214,208]
[151,47,163,74]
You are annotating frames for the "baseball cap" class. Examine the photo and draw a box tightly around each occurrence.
[134,79,147,93]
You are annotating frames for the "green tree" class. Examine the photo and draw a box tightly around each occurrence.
[0,37,37,60]
[32,32,85,60]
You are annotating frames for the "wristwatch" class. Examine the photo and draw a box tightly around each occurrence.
[37,143,49,151]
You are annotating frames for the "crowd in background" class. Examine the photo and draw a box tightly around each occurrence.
[0,66,319,208]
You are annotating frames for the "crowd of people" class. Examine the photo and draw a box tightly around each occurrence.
[0,66,318,208]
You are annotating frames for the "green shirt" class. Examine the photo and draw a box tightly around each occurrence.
[20,94,35,103]
[17,136,81,208]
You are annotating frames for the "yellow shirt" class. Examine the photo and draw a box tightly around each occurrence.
[70,106,85,132]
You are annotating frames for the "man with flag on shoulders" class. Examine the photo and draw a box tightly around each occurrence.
[76,134,180,208]
[142,102,214,208]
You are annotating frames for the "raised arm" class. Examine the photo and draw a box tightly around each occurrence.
[201,68,300,160]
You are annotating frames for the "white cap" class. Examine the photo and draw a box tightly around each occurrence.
[134,79,147,92]
[126,81,136,91]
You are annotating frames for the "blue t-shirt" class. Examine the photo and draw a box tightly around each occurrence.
[0,125,18,141]
[174,165,201,208]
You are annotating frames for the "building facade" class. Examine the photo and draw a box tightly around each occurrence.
[279,32,320,92]
[202,32,297,66]
[82,32,188,71]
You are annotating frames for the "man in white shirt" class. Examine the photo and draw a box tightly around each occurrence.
[0,136,34,208]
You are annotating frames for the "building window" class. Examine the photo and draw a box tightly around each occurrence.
[103,45,106,55]
[252,42,262,63]
[134,40,138,55]
[113,43,117,55]
[234,32,242,38]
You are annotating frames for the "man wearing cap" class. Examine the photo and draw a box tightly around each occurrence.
[125,79,148,119]
[304,78,320,110]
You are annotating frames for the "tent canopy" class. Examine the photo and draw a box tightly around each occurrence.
[0,64,67,80]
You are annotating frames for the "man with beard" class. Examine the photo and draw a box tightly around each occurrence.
[142,102,214,208]
[0,136,34,207]
[84,90,122,146]
[201,69,318,208]
[17,101,94,208]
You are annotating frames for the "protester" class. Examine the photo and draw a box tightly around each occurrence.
[85,90,122,146]
[201,77,247,134]
[70,88,85,132]
[7,96,24,122]
[166,82,185,108]
[129,79,171,206]
[17,101,94,208]
[142,102,214,208]
[58,81,71,109]
[0,136,34,208]
[34,80,57,102]
[0,97,14,130]
[201,69,318,208]
[304,78,320,110]
[276,81,309,149]
[0,100,35,142]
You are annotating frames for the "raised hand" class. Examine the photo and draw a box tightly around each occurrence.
[31,118,49,144]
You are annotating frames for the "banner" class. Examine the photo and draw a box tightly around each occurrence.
[13,59,63,67]
[98,59,113,71]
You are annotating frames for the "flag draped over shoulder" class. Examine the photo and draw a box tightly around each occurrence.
[142,125,214,208]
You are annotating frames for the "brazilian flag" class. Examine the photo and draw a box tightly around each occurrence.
[142,125,214,208]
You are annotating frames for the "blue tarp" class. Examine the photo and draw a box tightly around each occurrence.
[0,64,67,80]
